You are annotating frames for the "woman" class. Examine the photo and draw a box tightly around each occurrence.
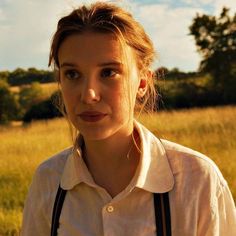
[21,2,236,235]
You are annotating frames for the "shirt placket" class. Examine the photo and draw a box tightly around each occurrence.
[102,202,118,236]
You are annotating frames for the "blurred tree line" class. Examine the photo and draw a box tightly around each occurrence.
[157,7,236,109]
[189,7,236,104]
[0,67,54,86]
[0,80,62,124]
[0,7,235,124]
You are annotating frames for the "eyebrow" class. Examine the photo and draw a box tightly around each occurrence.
[60,61,123,68]
[60,62,77,68]
[97,61,123,67]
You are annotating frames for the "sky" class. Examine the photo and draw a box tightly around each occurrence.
[0,0,236,72]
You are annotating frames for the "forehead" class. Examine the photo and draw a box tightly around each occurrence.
[58,32,133,67]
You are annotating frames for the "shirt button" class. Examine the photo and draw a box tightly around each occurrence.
[107,205,114,213]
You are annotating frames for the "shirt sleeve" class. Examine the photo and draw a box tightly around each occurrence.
[216,183,236,235]
[200,181,236,236]
[20,167,52,236]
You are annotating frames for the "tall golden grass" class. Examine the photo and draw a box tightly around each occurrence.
[0,105,235,235]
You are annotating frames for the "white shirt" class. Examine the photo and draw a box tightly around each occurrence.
[21,121,236,235]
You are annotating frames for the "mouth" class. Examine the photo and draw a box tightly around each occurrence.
[78,111,108,122]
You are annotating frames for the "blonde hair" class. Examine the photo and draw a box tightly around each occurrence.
[49,1,157,126]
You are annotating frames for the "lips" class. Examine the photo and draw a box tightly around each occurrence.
[78,111,107,122]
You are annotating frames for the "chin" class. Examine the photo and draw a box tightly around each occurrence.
[74,122,110,139]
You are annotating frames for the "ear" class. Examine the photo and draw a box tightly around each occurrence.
[137,70,152,97]
[137,79,147,97]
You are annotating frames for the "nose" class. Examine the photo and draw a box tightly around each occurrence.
[80,82,100,104]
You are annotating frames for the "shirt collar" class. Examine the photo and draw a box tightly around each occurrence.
[60,136,96,190]
[133,120,174,193]
[60,120,175,193]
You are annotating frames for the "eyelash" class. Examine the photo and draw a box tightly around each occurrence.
[64,69,80,80]
[100,68,118,78]
[62,68,120,81]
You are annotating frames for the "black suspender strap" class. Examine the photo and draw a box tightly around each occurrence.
[154,192,172,236]
[51,185,171,236]
[51,185,67,236]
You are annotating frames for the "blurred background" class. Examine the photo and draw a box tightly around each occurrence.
[0,0,236,235]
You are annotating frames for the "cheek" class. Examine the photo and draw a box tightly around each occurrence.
[60,86,77,112]
[109,87,133,116]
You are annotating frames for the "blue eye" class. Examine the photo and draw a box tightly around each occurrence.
[101,68,117,78]
[64,70,80,80]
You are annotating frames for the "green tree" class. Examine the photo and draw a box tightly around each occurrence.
[19,82,44,114]
[7,68,54,86]
[189,7,236,102]
[0,81,19,124]
[0,71,9,83]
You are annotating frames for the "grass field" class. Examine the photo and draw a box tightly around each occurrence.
[0,105,236,235]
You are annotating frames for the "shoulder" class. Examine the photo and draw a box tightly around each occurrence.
[33,147,73,188]
[136,121,227,188]
[26,147,73,210]
[21,148,73,234]
[161,139,227,190]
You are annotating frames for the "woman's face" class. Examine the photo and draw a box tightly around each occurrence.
[58,32,143,141]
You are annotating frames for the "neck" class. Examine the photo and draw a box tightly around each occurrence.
[80,127,141,197]
[83,130,134,168]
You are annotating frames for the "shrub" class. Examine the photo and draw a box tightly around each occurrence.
[0,81,20,124]
[23,92,62,123]
[19,82,44,115]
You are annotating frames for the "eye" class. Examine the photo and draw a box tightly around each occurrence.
[64,69,80,80]
[100,68,117,78]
